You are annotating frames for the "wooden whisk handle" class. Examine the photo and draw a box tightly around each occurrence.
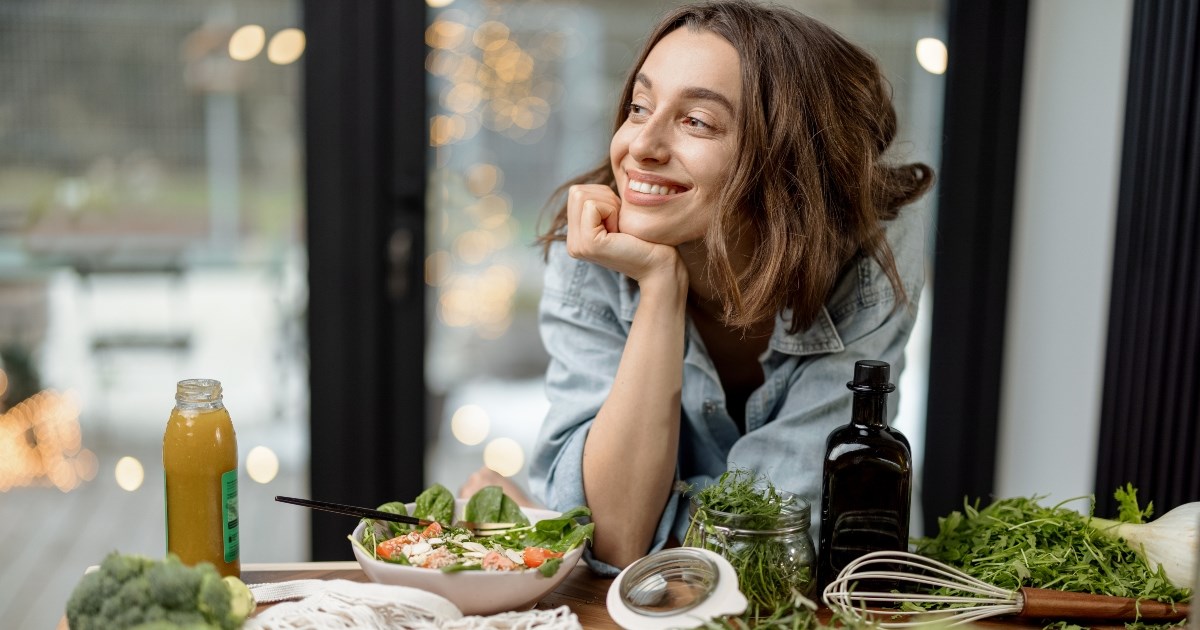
[1018,587,1190,621]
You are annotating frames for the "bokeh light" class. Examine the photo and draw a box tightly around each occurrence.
[115,456,145,492]
[916,37,948,75]
[483,437,524,477]
[0,389,90,492]
[246,446,280,484]
[425,250,453,286]
[465,164,502,197]
[267,28,306,65]
[229,25,266,61]
[451,405,490,445]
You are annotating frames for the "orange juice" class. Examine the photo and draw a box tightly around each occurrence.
[163,378,240,577]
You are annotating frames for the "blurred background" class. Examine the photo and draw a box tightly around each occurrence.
[6,0,1189,628]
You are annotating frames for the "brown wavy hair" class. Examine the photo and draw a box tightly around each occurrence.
[537,0,934,332]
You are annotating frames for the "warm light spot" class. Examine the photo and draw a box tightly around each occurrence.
[427,0,456,7]
[0,369,8,399]
[115,456,145,491]
[267,28,306,65]
[426,19,468,50]
[451,405,490,445]
[430,114,466,146]
[512,96,550,129]
[483,438,524,477]
[469,194,511,229]
[916,37,948,75]
[466,164,502,197]
[473,21,511,52]
[229,25,266,61]
[454,230,496,265]
[74,449,98,482]
[444,82,482,114]
[438,283,474,327]
[425,250,453,286]
[246,446,280,484]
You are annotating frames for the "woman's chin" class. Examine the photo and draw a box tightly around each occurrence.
[616,212,677,246]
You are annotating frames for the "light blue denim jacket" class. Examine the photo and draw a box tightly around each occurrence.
[529,207,925,575]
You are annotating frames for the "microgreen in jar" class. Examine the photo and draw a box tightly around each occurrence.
[683,469,816,618]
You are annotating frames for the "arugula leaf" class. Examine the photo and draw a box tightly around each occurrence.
[913,491,1188,604]
[414,483,455,524]
[465,486,530,526]
[1115,483,1154,524]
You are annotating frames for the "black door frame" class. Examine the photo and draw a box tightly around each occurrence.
[922,0,1029,532]
[303,0,427,560]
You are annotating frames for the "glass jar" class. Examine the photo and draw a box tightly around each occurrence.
[683,492,816,616]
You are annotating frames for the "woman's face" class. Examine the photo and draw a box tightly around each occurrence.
[609,28,742,246]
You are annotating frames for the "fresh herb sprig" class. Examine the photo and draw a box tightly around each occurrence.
[912,488,1190,610]
[684,469,815,618]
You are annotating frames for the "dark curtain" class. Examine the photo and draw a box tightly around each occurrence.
[304,1,428,559]
[921,0,1028,533]
[1096,0,1200,515]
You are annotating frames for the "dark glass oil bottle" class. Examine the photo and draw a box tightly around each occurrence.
[817,360,912,589]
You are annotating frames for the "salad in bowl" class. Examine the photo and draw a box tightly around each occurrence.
[349,484,593,615]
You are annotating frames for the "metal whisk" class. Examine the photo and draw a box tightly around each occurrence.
[822,550,1191,627]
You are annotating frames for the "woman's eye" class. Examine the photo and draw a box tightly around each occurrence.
[683,116,712,130]
[627,103,649,118]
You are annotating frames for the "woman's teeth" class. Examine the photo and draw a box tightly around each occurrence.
[629,180,678,196]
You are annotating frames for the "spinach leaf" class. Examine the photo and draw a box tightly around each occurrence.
[414,483,455,524]
[465,486,530,526]
[374,501,410,537]
[537,557,563,578]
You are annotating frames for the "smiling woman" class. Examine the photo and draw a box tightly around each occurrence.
[508,0,935,572]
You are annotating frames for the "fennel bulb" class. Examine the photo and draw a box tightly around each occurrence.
[1090,501,1199,591]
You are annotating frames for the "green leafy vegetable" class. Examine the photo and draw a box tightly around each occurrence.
[414,483,455,525]
[683,469,815,618]
[65,552,253,630]
[374,501,409,537]
[465,485,530,526]
[353,484,592,577]
[912,489,1190,614]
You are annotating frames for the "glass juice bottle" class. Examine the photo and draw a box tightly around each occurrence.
[817,360,911,589]
[163,378,240,577]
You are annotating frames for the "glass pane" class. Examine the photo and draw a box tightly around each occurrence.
[424,0,944,536]
[0,3,307,628]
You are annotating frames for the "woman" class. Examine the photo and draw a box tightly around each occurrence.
[464,0,933,572]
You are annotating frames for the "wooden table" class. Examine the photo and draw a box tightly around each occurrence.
[243,561,620,629]
[58,562,1135,629]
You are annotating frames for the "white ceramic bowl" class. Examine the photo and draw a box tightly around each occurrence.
[350,498,585,616]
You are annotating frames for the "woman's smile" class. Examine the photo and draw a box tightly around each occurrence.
[623,170,689,206]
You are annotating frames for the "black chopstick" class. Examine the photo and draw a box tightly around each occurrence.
[275,495,434,527]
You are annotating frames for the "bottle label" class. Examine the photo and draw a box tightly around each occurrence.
[221,468,240,563]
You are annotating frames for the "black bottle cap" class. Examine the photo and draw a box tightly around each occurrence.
[847,359,896,393]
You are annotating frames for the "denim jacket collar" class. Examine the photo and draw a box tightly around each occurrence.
[615,276,845,358]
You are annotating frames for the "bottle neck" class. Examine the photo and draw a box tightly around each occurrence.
[176,378,224,411]
[851,391,889,427]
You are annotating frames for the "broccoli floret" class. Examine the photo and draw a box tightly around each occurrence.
[145,556,205,610]
[65,552,250,629]
[66,571,122,629]
[196,572,231,626]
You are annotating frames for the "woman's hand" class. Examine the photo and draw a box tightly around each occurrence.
[566,184,684,285]
[459,467,543,509]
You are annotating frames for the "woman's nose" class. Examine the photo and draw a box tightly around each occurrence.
[628,115,670,163]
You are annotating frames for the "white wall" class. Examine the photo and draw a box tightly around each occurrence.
[995,0,1132,506]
